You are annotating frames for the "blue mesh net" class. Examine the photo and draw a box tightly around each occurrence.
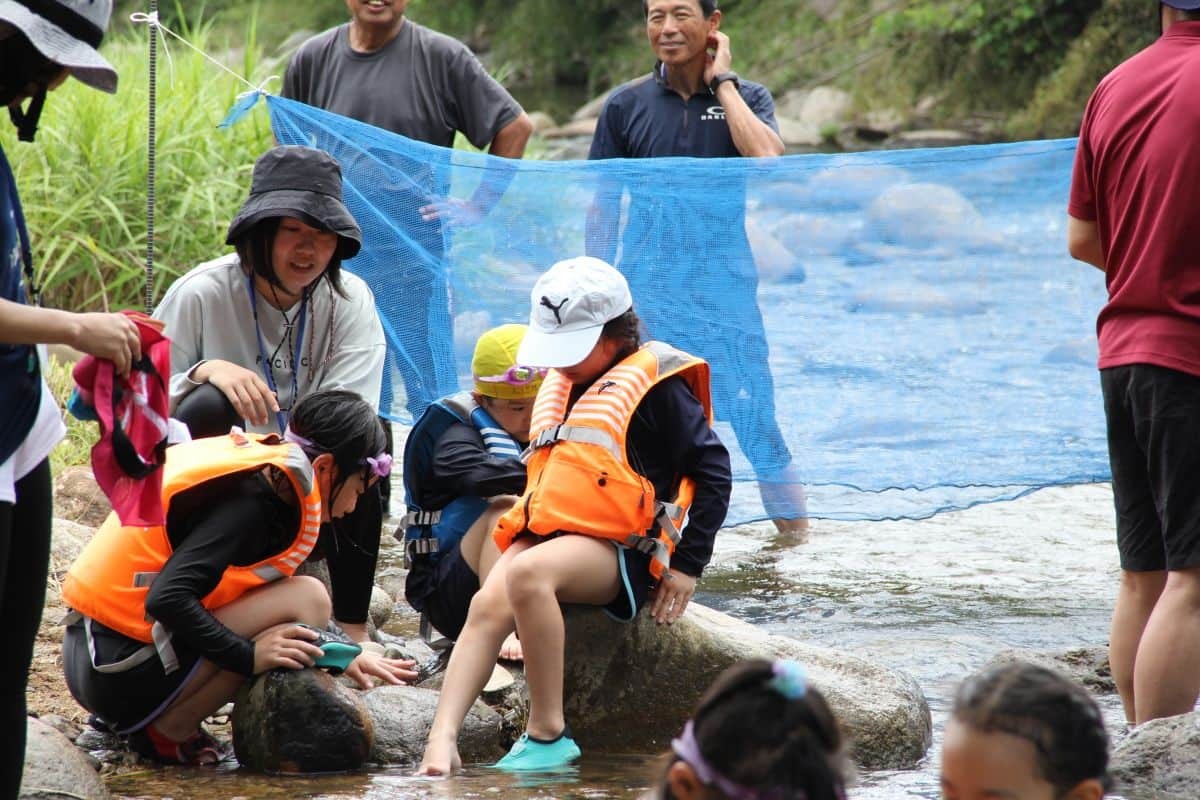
[255,94,1109,525]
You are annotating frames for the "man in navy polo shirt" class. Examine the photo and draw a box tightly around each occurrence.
[587,0,807,534]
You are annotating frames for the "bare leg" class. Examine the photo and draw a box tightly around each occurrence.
[1132,565,1200,723]
[418,537,535,776]
[459,499,523,662]
[151,576,331,740]
[1109,569,1166,723]
[505,536,621,740]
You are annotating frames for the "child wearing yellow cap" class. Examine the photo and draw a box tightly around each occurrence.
[400,324,543,659]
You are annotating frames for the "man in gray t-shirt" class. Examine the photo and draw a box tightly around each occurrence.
[283,1,533,422]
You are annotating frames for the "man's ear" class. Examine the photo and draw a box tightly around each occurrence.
[1061,778,1105,800]
[709,9,722,31]
[667,760,705,800]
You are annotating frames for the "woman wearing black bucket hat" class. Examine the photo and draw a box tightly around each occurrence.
[153,145,397,679]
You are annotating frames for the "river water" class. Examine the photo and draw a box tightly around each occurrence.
[109,482,1134,800]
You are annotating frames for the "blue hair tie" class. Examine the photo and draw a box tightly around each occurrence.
[768,660,807,699]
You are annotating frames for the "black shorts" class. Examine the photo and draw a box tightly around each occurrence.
[63,618,202,734]
[405,541,480,641]
[1101,364,1200,572]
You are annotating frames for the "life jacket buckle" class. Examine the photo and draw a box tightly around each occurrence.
[532,424,563,449]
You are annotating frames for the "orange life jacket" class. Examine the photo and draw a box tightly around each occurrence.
[493,342,712,578]
[62,431,323,666]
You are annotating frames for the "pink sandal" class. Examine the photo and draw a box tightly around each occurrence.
[128,724,226,766]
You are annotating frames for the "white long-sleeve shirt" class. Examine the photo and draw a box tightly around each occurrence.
[153,253,386,434]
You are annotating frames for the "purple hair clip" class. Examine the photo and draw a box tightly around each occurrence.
[671,721,794,800]
[363,452,392,479]
[768,659,808,700]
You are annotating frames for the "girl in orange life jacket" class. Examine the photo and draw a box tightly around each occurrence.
[940,662,1112,800]
[60,390,416,766]
[417,257,732,775]
[650,659,850,800]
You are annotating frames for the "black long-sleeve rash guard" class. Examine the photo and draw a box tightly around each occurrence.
[143,470,305,676]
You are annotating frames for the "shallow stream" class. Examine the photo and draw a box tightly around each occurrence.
[109,482,1136,800]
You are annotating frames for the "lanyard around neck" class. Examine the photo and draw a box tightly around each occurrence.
[246,272,309,434]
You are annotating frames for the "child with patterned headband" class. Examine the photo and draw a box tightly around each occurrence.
[653,659,849,800]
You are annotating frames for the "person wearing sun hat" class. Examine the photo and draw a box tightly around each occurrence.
[418,257,731,775]
[1068,0,1200,724]
[152,144,390,678]
[402,323,543,665]
[0,2,147,792]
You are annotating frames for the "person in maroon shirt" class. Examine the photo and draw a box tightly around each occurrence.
[1068,0,1200,725]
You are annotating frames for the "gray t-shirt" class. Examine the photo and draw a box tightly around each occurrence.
[153,254,386,434]
[282,20,523,149]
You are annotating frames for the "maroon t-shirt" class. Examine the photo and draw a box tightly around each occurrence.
[1069,21,1200,377]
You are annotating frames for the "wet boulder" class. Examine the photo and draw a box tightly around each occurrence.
[985,646,1114,694]
[21,716,109,800]
[363,684,505,765]
[232,668,374,773]
[561,601,931,770]
[1111,711,1200,799]
[369,585,394,630]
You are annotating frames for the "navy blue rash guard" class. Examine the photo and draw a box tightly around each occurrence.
[589,62,779,160]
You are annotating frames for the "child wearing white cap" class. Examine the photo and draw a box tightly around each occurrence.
[418,256,732,774]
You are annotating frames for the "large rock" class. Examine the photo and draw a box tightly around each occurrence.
[232,668,374,773]
[798,86,853,130]
[48,518,95,602]
[369,585,395,630]
[21,716,109,800]
[1111,711,1200,799]
[52,467,110,528]
[561,602,931,770]
[363,684,505,766]
[985,646,1114,694]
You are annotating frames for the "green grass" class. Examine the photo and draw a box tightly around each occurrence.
[1,24,275,313]
[43,356,99,473]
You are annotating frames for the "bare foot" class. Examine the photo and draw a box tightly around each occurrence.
[498,632,523,662]
[771,516,810,534]
[416,737,462,776]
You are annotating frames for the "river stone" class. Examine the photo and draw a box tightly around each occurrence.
[48,519,96,601]
[985,646,1114,694]
[798,86,852,129]
[52,467,110,528]
[1111,711,1200,799]
[21,716,109,800]
[561,602,931,770]
[369,585,394,630]
[363,684,505,765]
[232,668,374,773]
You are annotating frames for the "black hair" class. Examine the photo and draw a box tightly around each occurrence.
[234,217,348,299]
[643,0,719,18]
[951,662,1114,795]
[601,308,644,361]
[0,29,65,107]
[660,659,849,800]
[287,389,386,492]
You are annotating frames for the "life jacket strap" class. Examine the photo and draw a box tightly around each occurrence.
[401,509,443,527]
[531,424,624,461]
[655,501,685,544]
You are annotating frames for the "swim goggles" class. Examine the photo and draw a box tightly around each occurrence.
[476,365,547,387]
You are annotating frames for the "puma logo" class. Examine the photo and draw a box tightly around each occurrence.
[540,295,569,326]
[598,380,617,393]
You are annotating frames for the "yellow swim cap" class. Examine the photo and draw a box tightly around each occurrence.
[472,324,545,400]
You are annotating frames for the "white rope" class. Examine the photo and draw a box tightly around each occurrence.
[129,11,278,94]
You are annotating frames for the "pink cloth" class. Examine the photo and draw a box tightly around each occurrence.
[72,312,172,526]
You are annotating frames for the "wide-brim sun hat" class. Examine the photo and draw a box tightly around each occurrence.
[517,256,633,369]
[226,145,362,260]
[0,0,118,93]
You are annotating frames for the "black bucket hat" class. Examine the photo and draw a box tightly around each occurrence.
[226,145,362,259]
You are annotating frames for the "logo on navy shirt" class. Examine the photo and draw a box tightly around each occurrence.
[701,105,726,121]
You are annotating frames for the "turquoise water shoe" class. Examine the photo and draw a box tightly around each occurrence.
[493,731,581,771]
[297,623,363,675]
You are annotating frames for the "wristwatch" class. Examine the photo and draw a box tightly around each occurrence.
[710,71,740,94]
